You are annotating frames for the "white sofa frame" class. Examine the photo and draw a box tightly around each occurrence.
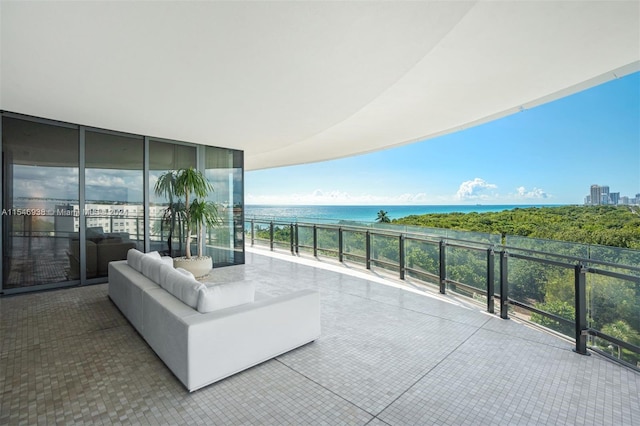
[108,260,321,392]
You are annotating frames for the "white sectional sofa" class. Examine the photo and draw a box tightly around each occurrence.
[108,249,321,392]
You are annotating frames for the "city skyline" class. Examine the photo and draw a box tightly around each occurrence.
[246,72,639,206]
[586,184,639,206]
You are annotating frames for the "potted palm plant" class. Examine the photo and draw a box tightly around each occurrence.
[154,167,219,277]
[154,171,184,256]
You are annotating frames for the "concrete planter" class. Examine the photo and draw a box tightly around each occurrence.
[173,256,212,278]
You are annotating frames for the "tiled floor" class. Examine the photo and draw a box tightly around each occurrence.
[1,248,638,425]
[4,237,71,288]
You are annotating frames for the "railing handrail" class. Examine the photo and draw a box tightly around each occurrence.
[245,216,640,371]
[246,216,639,272]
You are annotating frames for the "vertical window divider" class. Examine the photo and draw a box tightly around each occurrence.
[0,114,3,292]
[198,145,206,258]
[79,127,86,283]
[144,136,150,252]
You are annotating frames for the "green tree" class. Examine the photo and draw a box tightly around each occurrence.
[153,171,183,255]
[156,167,218,259]
[393,205,640,249]
[588,274,639,331]
[376,210,391,223]
[531,300,575,336]
[601,320,640,359]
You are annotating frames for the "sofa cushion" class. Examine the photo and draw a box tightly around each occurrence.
[86,226,105,242]
[128,249,167,275]
[145,256,168,284]
[176,267,195,280]
[68,239,98,279]
[160,266,205,309]
[160,256,174,267]
[157,263,176,295]
[127,248,145,272]
[141,254,161,280]
[146,251,161,260]
[197,281,256,313]
[98,237,123,244]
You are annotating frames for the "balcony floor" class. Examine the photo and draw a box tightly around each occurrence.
[1,248,639,425]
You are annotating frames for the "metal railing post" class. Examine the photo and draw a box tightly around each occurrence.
[313,225,318,257]
[439,240,446,294]
[399,234,405,280]
[487,247,495,313]
[365,231,371,270]
[269,221,274,251]
[250,220,255,247]
[574,263,589,355]
[338,227,343,262]
[290,223,295,254]
[294,223,299,254]
[499,250,509,319]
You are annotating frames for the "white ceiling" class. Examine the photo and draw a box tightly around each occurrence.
[1,1,639,171]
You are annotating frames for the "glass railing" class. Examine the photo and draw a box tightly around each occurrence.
[245,216,640,370]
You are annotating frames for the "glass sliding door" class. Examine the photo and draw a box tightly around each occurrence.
[205,147,244,266]
[1,111,245,294]
[2,116,79,290]
[149,140,196,256]
[84,130,144,279]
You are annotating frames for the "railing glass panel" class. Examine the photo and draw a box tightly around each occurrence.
[245,216,639,369]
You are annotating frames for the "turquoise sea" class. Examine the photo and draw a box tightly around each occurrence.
[245,204,566,224]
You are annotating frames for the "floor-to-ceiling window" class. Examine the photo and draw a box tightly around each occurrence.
[148,140,196,257]
[84,130,144,280]
[2,116,79,290]
[205,147,244,266]
[1,112,244,294]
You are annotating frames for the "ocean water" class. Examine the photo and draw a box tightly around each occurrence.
[245,204,562,224]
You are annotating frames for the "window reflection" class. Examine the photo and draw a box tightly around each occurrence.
[2,117,79,288]
[83,131,143,279]
[1,114,245,292]
[205,147,244,266]
[149,141,196,257]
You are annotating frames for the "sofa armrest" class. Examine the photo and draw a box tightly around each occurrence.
[184,289,321,391]
[109,260,160,333]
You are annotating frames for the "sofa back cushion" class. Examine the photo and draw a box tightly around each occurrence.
[175,267,195,280]
[127,248,145,272]
[127,249,165,276]
[197,281,256,313]
[159,266,205,309]
[146,251,162,260]
[140,254,156,276]
[160,256,174,267]
[140,255,165,284]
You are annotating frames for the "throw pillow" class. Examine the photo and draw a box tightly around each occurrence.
[160,256,174,267]
[146,251,161,260]
[160,267,204,309]
[175,267,195,280]
[197,281,256,313]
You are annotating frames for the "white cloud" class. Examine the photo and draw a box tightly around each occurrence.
[247,182,551,206]
[455,178,498,200]
[514,186,549,199]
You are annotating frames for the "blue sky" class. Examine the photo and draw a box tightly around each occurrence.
[246,71,640,206]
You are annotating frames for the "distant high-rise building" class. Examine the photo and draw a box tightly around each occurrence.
[600,186,610,204]
[590,184,602,205]
[609,192,620,205]
[586,185,636,206]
